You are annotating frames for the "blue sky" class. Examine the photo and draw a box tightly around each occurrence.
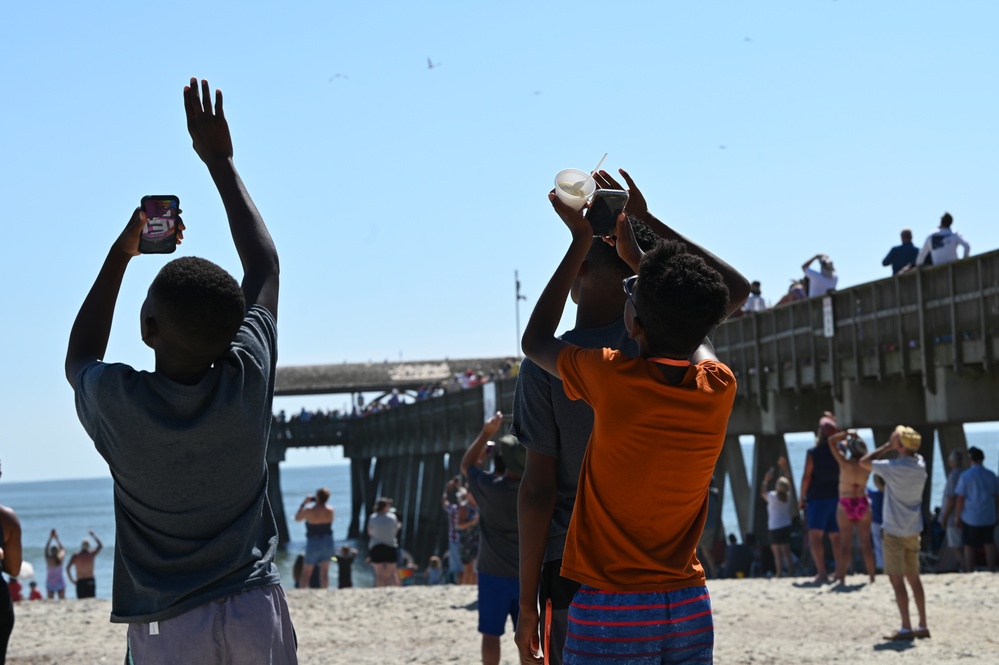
[2,1,998,482]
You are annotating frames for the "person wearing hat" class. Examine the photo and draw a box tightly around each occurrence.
[459,411,524,665]
[860,425,930,641]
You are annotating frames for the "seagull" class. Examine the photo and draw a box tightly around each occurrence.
[427,57,441,70]
[328,73,349,82]
[532,90,542,96]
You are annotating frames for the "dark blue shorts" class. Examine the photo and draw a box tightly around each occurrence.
[564,585,713,664]
[962,523,996,548]
[477,572,520,636]
[806,498,840,532]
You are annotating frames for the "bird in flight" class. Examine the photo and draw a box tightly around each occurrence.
[427,57,441,70]
[328,73,349,82]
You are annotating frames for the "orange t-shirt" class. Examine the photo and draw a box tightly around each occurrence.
[557,345,737,591]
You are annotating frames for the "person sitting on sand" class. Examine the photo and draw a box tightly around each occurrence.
[860,426,929,641]
[425,556,443,585]
[65,531,102,599]
[65,78,296,662]
[828,430,877,584]
[368,498,401,587]
[28,582,42,601]
[760,458,794,578]
[520,180,748,662]
[45,529,67,599]
[295,488,335,589]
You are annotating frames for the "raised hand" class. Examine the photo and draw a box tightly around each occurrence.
[184,78,233,165]
[594,169,650,221]
[548,191,591,239]
[483,411,504,438]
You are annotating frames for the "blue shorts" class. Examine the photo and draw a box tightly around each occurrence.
[806,498,840,532]
[304,535,335,565]
[448,540,464,574]
[477,572,520,637]
[564,585,713,665]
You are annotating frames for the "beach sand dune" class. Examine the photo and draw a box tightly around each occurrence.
[6,573,998,664]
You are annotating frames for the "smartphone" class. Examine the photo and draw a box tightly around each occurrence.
[139,195,181,254]
[586,189,628,237]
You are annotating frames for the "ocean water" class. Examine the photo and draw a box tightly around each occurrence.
[3,428,997,598]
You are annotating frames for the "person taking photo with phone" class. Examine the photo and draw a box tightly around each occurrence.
[65,78,295,664]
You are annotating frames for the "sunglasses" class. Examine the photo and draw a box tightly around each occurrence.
[622,275,638,307]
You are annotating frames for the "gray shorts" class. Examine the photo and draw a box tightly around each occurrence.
[126,585,297,665]
[947,525,963,548]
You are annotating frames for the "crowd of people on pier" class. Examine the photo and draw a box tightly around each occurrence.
[733,211,972,312]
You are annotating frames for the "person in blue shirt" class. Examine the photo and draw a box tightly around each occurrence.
[882,228,919,274]
[954,447,999,572]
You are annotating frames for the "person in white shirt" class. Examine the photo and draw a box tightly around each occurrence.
[801,254,838,297]
[916,212,970,267]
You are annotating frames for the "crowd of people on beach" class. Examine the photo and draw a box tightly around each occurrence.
[0,74,992,665]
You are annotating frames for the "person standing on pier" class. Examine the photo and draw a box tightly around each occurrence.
[882,228,919,275]
[861,426,929,641]
[916,212,970,268]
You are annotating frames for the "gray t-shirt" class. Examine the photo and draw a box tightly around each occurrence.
[872,454,927,537]
[512,318,636,562]
[466,465,520,578]
[75,305,281,623]
[367,511,400,548]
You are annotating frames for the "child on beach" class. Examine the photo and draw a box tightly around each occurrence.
[65,78,295,663]
[760,458,794,578]
[520,184,748,663]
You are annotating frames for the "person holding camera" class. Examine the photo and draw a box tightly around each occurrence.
[295,488,335,589]
[828,430,876,584]
[65,78,295,662]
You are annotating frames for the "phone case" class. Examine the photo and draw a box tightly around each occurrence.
[139,195,180,254]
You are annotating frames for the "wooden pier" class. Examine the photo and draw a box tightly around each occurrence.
[267,249,999,566]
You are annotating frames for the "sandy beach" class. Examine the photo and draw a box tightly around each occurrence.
[6,573,998,664]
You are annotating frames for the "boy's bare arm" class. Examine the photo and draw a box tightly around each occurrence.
[515,450,557,664]
[459,412,504,476]
[65,209,150,388]
[521,193,593,377]
[594,169,751,318]
[185,78,279,318]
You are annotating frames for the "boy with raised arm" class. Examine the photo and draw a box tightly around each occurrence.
[520,183,747,664]
[65,78,296,663]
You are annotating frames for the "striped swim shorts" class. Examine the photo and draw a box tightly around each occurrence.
[563,585,713,664]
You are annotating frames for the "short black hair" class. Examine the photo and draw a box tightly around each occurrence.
[941,212,953,227]
[585,215,660,282]
[969,446,984,464]
[149,257,245,356]
[635,240,729,355]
